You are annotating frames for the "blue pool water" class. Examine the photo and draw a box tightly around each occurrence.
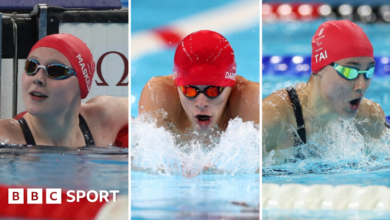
[263,20,390,57]
[0,145,128,194]
[132,171,259,219]
[131,0,259,219]
[263,19,390,219]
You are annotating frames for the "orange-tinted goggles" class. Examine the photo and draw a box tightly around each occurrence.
[179,86,225,98]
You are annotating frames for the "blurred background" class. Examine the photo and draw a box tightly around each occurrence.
[131,0,259,116]
[262,0,390,116]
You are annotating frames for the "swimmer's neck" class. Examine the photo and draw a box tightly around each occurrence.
[303,76,340,124]
[24,103,81,146]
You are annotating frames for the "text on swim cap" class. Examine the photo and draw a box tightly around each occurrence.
[315,50,328,63]
[225,72,236,81]
[76,54,92,91]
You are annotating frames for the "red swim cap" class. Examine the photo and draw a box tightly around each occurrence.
[30,34,95,99]
[311,20,373,74]
[173,30,236,87]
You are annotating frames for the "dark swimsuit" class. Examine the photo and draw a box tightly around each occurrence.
[17,114,95,146]
[286,87,307,146]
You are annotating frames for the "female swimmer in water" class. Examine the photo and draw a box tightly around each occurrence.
[0,34,128,147]
[263,20,385,158]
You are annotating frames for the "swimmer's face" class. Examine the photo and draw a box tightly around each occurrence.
[178,86,231,131]
[22,47,81,116]
[318,56,375,118]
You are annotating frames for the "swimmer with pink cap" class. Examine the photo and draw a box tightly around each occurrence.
[263,20,386,155]
[0,33,128,147]
[139,30,259,133]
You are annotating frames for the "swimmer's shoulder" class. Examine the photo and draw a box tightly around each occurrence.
[355,98,385,138]
[228,75,259,123]
[82,95,128,113]
[143,75,176,93]
[81,95,128,129]
[139,74,180,115]
[0,119,26,144]
[232,75,259,95]
[263,88,294,123]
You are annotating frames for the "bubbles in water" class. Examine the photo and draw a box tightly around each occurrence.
[263,118,390,176]
[131,113,259,176]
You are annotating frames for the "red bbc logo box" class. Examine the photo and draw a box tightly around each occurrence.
[8,188,62,204]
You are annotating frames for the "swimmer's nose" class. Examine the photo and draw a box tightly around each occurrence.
[195,93,209,110]
[33,68,47,87]
[354,74,368,93]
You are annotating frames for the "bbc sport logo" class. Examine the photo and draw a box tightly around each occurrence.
[8,188,119,204]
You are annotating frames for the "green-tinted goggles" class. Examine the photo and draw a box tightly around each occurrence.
[330,62,375,80]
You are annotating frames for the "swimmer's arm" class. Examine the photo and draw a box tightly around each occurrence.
[118,97,128,106]
[138,77,179,129]
[0,119,26,144]
[262,101,284,152]
[241,82,260,124]
[262,91,295,153]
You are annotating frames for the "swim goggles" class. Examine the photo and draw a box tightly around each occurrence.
[330,62,375,80]
[179,86,225,98]
[24,59,76,80]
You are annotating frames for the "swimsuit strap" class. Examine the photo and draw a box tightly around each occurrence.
[79,114,95,146]
[17,114,95,146]
[385,121,390,129]
[286,87,307,145]
[17,118,36,145]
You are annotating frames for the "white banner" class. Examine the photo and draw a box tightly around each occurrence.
[0,23,128,119]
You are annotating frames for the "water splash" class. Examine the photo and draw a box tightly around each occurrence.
[263,119,390,176]
[131,113,259,176]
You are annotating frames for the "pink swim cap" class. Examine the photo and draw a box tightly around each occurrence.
[30,34,95,99]
[311,20,373,74]
[173,30,236,87]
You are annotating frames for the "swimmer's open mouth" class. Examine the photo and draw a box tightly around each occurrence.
[30,92,48,98]
[195,115,212,127]
[196,115,211,121]
[349,98,362,110]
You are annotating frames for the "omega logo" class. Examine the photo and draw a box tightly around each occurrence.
[95,51,128,86]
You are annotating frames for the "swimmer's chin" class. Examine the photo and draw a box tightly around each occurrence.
[340,109,359,119]
[195,124,212,131]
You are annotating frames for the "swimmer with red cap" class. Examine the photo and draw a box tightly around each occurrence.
[263,20,386,155]
[0,34,128,147]
[139,30,259,133]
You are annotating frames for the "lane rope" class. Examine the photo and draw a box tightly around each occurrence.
[263,183,390,210]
